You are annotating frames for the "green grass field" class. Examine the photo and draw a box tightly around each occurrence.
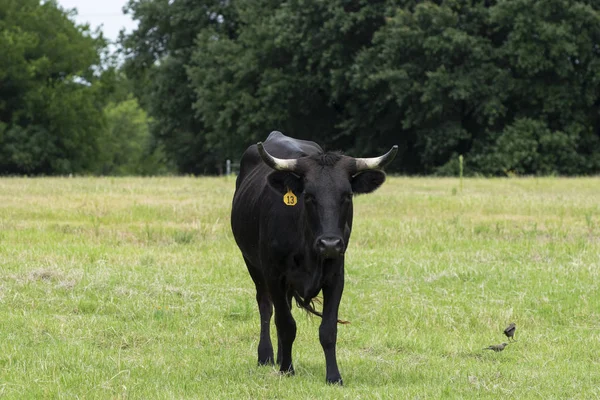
[1,176,599,399]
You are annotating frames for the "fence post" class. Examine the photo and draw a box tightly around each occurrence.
[226,159,231,175]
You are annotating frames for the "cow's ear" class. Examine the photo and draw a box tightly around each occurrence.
[267,171,304,195]
[351,170,386,194]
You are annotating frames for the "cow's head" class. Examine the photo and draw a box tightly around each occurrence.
[257,142,397,259]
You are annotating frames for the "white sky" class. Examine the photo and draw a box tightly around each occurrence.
[57,0,138,43]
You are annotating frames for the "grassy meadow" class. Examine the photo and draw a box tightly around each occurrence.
[0,176,599,399]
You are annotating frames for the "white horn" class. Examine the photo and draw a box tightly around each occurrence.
[355,145,398,171]
[257,142,299,171]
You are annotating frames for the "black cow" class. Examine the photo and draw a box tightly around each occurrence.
[230,131,397,384]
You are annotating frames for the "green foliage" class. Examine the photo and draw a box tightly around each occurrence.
[0,0,170,176]
[121,0,600,175]
[98,96,171,175]
[477,118,584,176]
[121,0,239,174]
[3,0,600,175]
[0,0,108,174]
[359,0,600,175]
[123,0,395,172]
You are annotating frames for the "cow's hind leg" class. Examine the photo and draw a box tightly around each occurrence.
[272,288,296,375]
[244,257,274,365]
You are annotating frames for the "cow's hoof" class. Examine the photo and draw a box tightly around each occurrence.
[257,357,274,366]
[326,377,343,386]
[279,366,295,376]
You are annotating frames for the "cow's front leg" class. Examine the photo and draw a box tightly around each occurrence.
[272,290,297,375]
[320,269,344,385]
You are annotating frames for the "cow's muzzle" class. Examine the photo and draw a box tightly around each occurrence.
[315,236,344,259]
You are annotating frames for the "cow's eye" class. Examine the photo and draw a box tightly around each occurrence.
[342,193,353,203]
[304,194,315,203]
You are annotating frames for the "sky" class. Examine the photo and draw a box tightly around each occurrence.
[57,0,138,43]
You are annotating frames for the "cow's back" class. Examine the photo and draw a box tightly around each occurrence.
[236,131,321,186]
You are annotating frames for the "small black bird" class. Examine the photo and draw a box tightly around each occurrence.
[503,323,516,342]
[483,343,508,352]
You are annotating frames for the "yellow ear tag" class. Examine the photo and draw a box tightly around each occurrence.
[283,188,297,206]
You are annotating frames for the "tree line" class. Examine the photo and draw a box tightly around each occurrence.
[2,0,600,176]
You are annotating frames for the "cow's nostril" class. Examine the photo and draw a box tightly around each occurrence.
[317,238,343,257]
[321,238,341,249]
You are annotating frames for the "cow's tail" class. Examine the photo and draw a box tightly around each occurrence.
[292,293,350,325]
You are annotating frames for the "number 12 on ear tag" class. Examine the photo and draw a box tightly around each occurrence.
[283,188,297,206]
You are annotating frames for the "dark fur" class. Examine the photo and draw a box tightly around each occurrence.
[311,151,344,167]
